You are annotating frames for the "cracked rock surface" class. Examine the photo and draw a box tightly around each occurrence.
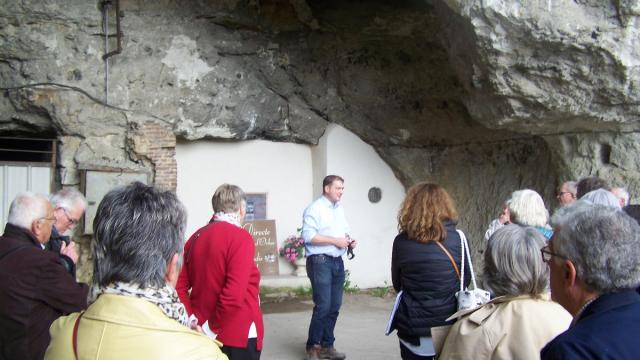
[1,0,639,277]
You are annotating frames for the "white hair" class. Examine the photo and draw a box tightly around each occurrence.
[581,189,622,209]
[50,188,87,211]
[7,192,50,229]
[508,189,549,228]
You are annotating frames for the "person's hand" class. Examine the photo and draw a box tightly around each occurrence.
[333,237,350,249]
[60,241,79,264]
[189,317,203,333]
[348,238,357,249]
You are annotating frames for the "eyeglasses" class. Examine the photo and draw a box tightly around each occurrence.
[557,191,573,198]
[39,216,57,223]
[541,245,568,263]
[61,208,80,226]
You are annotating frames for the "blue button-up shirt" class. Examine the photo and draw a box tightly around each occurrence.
[302,195,350,257]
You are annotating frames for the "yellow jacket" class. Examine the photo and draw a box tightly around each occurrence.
[45,294,228,360]
[435,294,572,360]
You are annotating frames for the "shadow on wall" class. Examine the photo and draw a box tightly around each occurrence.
[379,136,557,277]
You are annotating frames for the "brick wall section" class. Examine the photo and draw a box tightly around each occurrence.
[138,121,177,192]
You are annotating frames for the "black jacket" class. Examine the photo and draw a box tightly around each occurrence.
[0,224,88,360]
[390,220,471,344]
[47,227,75,277]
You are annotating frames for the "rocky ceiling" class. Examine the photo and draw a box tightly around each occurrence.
[1,0,639,254]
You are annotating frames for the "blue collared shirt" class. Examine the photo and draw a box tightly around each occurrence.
[302,195,350,257]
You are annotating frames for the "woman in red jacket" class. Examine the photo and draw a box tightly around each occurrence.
[177,184,263,360]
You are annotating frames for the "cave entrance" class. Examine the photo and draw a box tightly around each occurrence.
[0,137,56,232]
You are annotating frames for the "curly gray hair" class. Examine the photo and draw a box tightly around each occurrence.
[551,203,640,293]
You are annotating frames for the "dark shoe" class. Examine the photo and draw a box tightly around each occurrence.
[306,345,321,360]
[319,346,346,360]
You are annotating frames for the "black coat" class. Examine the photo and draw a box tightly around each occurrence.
[47,227,75,277]
[390,220,471,344]
[0,224,88,360]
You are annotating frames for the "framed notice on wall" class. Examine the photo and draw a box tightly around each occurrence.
[81,170,149,235]
[243,220,279,276]
[245,193,267,221]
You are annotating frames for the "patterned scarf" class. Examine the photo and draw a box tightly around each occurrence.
[89,282,190,326]
[213,211,242,227]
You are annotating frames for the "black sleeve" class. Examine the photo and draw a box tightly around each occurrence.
[391,236,402,292]
[59,255,76,277]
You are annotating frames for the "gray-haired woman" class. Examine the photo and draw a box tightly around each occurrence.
[45,182,227,359]
[177,184,264,360]
[436,225,571,359]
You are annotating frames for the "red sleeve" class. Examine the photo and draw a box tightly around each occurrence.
[212,231,254,334]
[176,238,193,315]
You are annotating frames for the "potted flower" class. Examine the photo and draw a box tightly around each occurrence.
[280,229,306,276]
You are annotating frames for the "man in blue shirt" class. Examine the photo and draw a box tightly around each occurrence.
[303,175,357,360]
[541,203,640,359]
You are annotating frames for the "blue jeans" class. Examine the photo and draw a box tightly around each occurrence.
[306,254,345,349]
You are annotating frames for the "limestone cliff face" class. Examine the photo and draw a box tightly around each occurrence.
[439,0,640,132]
[1,0,638,280]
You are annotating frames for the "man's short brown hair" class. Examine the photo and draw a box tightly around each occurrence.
[322,175,344,193]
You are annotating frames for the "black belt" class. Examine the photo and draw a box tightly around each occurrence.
[308,254,342,260]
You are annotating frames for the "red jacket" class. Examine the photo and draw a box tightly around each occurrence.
[176,221,264,350]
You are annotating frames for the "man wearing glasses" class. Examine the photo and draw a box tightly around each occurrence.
[0,192,88,360]
[556,181,577,207]
[540,203,640,359]
[49,188,87,276]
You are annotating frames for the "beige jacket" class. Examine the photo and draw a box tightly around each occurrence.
[45,294,228,360]
[435,295,571,360]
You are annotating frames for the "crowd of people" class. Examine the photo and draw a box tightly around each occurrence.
[1,174,639,360]
[389,175,640,360]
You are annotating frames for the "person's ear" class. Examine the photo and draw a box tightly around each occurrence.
[31,220,42,237]
[563,260,578,287]
[165,253,180,287]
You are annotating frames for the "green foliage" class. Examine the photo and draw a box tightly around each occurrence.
[292,286,313,297]
[259,286,312,301]
[343,269,360,294]
[368,281,393,298]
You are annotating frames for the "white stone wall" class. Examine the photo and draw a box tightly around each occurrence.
[176,139,314,277]
[312,124,406,289]
[176,124,405,288]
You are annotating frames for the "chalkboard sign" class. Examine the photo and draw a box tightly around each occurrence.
[243,220,279,276]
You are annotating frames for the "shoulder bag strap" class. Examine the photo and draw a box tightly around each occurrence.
[435,241,460,280]
[457,229,478,290]
[72,311,85,360]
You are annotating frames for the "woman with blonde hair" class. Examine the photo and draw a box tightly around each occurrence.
[508,189,553,240]
[389,183,470,360]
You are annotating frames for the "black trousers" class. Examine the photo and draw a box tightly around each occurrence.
[399,341,434,360]
[221,338,261,360]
